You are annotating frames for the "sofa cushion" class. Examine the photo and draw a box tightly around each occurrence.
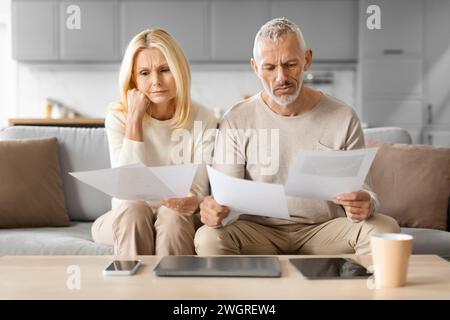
[0,222,113,255]
[401,227,450,259]
[0,137,70,227]
[367,139,450,230]
[0,126,111,221]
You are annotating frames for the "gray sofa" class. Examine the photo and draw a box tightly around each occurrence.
[0,126,449,258]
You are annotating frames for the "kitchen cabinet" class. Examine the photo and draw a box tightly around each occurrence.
[360,0,423,59]
[121,0,209,61]
[11,0,59,60]
[358,0,425,142]
[12,0,361,63]
[423,0,450,128]
[362,99,423,127]
[12,0,209,62]
[423,130,450,148]
[211,0,270,61]
[60,0,119,61]
[271,0,358,61]
[361,59,422,99]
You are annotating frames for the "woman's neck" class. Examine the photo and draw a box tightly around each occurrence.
[150,100,175,121]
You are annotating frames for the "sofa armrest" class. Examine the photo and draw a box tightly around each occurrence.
[363,127,413,144]
[448,198,450,232]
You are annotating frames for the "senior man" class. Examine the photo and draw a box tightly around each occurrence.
[195,18,399,255]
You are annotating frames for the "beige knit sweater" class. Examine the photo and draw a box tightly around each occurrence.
[105,101,217,211]
[213,91,379,226]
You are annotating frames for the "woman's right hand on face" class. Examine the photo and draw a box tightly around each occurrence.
[127,88,151,121]
[199,196,230,228]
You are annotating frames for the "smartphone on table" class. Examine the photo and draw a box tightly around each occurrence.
[103,260,142,276]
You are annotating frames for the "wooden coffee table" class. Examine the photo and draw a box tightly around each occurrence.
[0,255,449,300]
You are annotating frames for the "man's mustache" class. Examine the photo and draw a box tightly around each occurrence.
[273,81,295,90]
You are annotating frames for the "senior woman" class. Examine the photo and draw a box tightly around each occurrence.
[91,28,217,257]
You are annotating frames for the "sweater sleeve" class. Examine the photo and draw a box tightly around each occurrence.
[211,115,247,226]
[105,110,149,168]
[212,116,246,179]
[190,112,218,203]
[344,111,380,218]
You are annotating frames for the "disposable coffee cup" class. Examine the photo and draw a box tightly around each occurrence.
[370,233,413,288]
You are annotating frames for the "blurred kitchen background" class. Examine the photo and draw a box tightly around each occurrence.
[0,0,449,146]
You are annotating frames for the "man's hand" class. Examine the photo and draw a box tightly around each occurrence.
[162,193,199,216]
[334,190,373,222]
[199,196,230,228]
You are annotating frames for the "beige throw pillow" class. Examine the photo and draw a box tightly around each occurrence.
[366,139,450,230]
[0,137,70,227]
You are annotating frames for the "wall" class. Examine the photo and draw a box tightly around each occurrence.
[0,0,15,128]
[13,63,356,119]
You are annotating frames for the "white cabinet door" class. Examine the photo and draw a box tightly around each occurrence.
[271,0,358,61]
[121,0,209,61]
[211,0,270,61]
[423,0,450,127]
[12,0,59,60]
[360,0,423,58]
[60,1,119,61]
[361,59,422,99]
[359,0,424,131]
[363,99,424,127]
[424,131,450,147]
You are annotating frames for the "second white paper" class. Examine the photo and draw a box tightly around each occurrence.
[284,148,378,201]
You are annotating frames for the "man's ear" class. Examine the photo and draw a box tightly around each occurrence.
[304,49,313,71]
[250,58,259,75]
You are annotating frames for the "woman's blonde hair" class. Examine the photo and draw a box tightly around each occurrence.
[115,28,191,128]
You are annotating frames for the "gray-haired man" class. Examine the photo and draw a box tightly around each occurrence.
[195,18,399,255]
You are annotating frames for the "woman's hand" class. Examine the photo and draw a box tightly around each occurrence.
[127,88,151,121]
[125,89,151,141]
[162,193,199,216]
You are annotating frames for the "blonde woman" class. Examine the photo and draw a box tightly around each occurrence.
[91,29,217,257]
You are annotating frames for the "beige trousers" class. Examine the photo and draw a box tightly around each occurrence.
[91,200,195,257]
[194,213,400,255]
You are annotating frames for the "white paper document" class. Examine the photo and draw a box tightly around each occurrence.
[206,166,290,225]
[69,163,199,201]
[284,148,378,201]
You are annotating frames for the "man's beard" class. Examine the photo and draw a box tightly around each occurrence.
[263,81,301,106]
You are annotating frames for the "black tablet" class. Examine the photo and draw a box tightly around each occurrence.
[154,256,281,277]
[289,258,372,279]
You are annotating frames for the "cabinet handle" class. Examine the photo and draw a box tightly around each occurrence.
[427,104,433,124]
[382,49,404,55]
[427,134,433,145]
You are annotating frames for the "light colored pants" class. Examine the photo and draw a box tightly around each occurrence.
[91,200,195,257]
[194,213,400,255]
